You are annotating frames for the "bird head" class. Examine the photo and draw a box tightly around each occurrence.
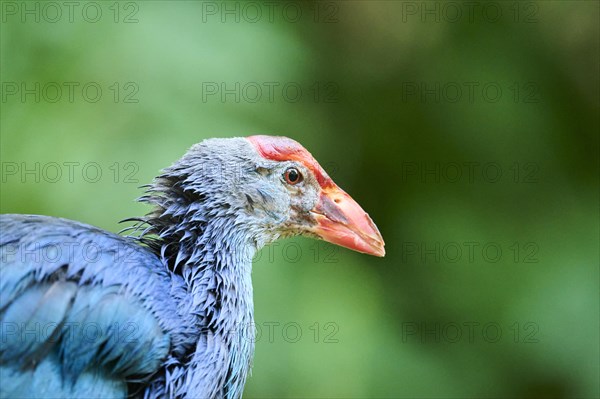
[244,135,385,257]
[146,136,385,258]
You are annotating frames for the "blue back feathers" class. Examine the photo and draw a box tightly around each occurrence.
[0,215,196,398]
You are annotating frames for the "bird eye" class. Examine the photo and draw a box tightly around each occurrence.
[284,168,302,185]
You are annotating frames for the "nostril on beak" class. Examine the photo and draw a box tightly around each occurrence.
[334,198,341,204]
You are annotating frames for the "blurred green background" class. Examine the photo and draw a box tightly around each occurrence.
[1,1,598,397]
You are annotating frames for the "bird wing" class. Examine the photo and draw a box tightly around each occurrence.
[0,214,186,398]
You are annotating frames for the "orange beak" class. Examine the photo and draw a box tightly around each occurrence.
[308,185,385,257]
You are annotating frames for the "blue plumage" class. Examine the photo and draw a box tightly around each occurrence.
[1,215,188,398]
[1,139,263,398]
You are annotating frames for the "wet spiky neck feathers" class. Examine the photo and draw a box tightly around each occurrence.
[131,138,262,398]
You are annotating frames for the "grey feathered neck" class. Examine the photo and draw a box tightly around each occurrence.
[125,138,260,398]
[129,138,260,270]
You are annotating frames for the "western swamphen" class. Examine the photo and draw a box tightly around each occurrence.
[0,135,384,398]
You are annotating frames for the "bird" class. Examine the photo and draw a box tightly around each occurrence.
[0,135,385,398]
